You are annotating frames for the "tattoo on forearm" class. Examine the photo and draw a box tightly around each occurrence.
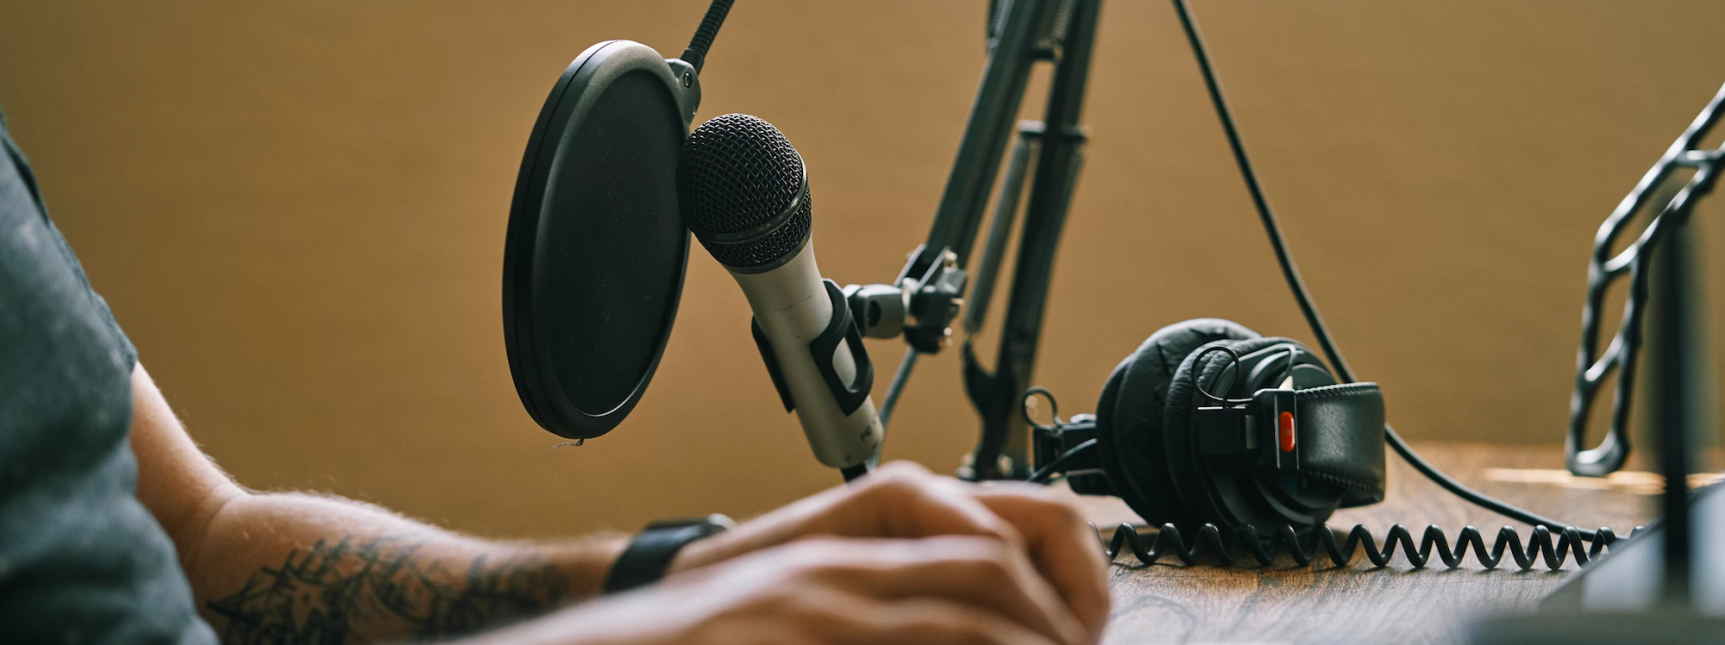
[206,536,567,644]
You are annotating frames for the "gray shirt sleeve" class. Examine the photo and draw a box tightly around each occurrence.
[0,112,218,644]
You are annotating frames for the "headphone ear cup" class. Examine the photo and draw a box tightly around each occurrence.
[1089,362,1139,499]
[1160,335,1291,528]
[1093,319,1259,529]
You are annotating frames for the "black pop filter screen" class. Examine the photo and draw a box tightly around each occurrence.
[505,41,693,439]
[541,72,684,412]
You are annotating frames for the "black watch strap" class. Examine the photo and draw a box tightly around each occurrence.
[602,514,733,594]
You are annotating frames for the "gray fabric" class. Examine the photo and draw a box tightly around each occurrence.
[0,112,217,644]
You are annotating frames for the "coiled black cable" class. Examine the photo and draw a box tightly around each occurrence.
[1097,522,1641,571]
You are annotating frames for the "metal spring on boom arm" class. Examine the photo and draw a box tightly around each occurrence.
[1099,523,1644,571]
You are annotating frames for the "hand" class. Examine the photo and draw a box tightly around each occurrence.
[668,462,1110,643]
[506,536,1092,645]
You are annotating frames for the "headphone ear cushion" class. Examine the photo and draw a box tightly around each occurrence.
[1160,335,1292,527]
[1094,319,1259,528]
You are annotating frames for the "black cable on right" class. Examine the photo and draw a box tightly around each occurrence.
[680,0,735,73]
[1169,0,1351,381]
[1385,426,1595,540]
[1170,0,1595,540]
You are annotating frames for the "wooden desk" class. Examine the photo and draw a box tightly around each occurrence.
[1082,442,1658,645]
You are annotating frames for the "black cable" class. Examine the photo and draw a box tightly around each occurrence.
[840,463,870,482]
[865,347,919,472]
[1029,438,1097,483]
[680,0,735,73]
[1170,0,1596,539]
[1098,521,1634,570]
[1169,0,1350,380]
[879,347,918,429]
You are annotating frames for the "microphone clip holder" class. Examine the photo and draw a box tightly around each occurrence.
[842,246,968,351]
[900,246,968,352]
[750,279,875,417]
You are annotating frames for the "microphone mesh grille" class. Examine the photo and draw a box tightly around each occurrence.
[677,114,812,269]
[700,192,811,269]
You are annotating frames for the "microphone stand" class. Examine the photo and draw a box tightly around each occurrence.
[1652,201,1699,612]
[1470,146,1724,645]
[866,0,1101,480]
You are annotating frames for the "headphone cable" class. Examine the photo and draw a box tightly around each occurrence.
[1171,0,1595,540]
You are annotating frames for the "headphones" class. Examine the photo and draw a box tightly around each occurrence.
[1031,318,1386,534]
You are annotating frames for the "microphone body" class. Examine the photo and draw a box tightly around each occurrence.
[678,114,882,469]
[733,241,882,468]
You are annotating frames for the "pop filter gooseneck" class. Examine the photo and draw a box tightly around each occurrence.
[503,1,733,440]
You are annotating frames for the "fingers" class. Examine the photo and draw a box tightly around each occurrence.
[814,595,1060,645]
[673,461,1024,574]
[665,462,1111,642]
[793,537,1089,645]
[972,485,1113,641]
[845,467,1110,642]
[860,465,1110,641]
[845,462,1027,547]
[528,535,1082,645]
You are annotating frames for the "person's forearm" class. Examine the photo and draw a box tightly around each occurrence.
[185,490,627,643]
[126,365,628,642]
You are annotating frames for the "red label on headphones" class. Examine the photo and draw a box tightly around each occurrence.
[1278,411,1296,453]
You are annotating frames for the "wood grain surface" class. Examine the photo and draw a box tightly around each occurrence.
[1079,442,1663,645]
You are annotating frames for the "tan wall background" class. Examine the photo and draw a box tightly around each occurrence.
[2,1,1722,539]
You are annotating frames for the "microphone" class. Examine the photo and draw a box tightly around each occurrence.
[677,114,882,472]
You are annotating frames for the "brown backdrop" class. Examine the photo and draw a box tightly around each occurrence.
[2,0,1722,539]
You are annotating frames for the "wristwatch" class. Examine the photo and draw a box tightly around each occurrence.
[602,514,734,594]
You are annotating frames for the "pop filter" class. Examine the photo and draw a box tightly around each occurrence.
[503,39,704,439]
